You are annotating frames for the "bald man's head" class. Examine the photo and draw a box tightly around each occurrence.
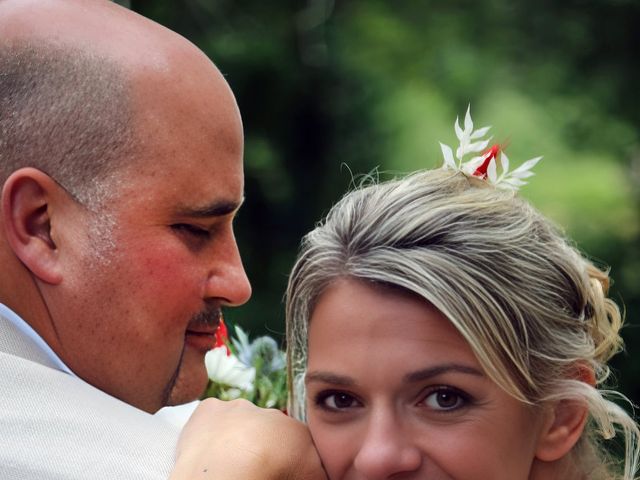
[0,42,134,206]
[0,0,222,207]
[0,0,249,412]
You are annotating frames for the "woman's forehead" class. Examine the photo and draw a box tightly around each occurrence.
[307,278,478,367]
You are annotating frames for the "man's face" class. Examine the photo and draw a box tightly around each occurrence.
[46,55,251,412]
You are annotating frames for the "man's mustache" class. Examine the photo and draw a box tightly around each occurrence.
[188,306,222,330]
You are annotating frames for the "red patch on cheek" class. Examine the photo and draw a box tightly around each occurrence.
[121,241,205,332]
[134,241,194,287]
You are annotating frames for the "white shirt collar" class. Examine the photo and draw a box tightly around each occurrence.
[0,303,75,376]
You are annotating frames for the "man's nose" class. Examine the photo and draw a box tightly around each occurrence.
[204,229,252,306]
[352,411,422,479]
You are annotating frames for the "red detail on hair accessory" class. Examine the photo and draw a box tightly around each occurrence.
[440,106,540,190]
[473,144,500,179]
[214,317,231,356]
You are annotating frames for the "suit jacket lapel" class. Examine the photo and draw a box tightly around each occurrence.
[0,311,180,479]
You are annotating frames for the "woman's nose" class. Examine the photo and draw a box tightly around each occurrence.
[352,412,422,479]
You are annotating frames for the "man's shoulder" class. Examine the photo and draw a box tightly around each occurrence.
[0,350,179,479]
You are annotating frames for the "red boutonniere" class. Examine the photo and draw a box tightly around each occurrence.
[214,317,231,355]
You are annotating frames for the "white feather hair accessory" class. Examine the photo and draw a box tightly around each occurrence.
[439,105,542,190]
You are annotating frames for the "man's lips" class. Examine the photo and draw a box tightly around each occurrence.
[184,329,217,352]
[184,307,222,353]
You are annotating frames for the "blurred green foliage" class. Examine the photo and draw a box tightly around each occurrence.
[127,0,640,403]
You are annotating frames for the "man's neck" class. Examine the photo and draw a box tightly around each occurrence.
[0,233,56,350]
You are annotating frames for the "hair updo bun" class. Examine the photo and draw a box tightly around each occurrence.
[584,264,624,366]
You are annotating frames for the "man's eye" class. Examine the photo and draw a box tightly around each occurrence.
[422,387,469,412]
[171,224,210,238]
[315,391,361,411]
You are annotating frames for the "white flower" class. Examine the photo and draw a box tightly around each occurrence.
[440,105,541,191]
[205,347,255,391]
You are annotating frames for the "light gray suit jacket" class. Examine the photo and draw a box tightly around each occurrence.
[0,312,180,479]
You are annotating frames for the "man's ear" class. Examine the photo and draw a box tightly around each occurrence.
[535,399,589,462]
[1,168,64,284]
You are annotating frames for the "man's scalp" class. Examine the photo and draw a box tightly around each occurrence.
[0,42,135,207]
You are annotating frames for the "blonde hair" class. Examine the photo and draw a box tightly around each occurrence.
[286,168,639,479]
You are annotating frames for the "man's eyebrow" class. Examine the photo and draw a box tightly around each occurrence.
[305,371,356,386]
[403,364,484,383]
[175,197,245,218]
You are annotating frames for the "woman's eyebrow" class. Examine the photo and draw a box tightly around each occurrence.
[404,364,484,383]
[305,371,355,386]
[305,364,484,386]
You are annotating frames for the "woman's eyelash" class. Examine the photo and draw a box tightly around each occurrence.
[311,386,474,414]
[314,390,362,411]
[421,386,473,412]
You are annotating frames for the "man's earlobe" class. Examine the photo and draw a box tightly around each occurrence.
[1,168,64,284]
[535,399,589,462]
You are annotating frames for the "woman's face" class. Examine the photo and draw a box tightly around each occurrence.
[305,278,548,480]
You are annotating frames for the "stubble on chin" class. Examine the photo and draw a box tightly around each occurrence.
[160,345,185,408]
[162,344,210,408]
[160,305,222,409]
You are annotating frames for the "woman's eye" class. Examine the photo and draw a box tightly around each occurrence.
[423,388,468,411]
[316,391,361,411]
